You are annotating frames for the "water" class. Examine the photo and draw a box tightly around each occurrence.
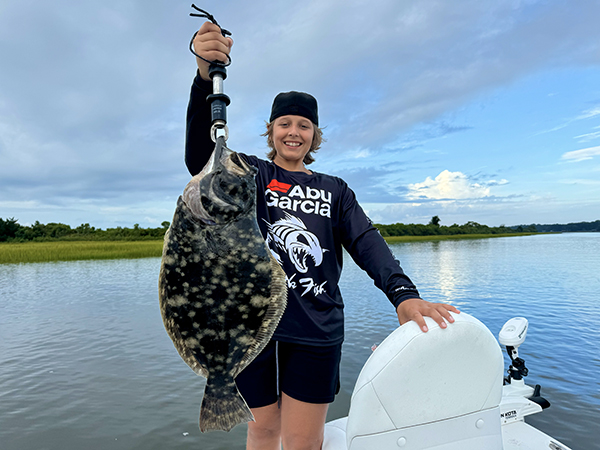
[1,233,598,449]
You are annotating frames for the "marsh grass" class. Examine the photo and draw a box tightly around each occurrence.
[0,233,539,264]
[0,240,164,264]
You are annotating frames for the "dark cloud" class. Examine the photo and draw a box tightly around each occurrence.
[1,0,600,226]
[327,166,411,203]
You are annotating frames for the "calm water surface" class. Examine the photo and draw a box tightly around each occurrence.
[1,233,598,449]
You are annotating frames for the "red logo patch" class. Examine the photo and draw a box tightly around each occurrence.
[266,179,292,193]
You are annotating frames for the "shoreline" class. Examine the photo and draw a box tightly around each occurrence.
[383,232,539,243]
[0,233,540,265]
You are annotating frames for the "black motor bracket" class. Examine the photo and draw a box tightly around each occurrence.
[504,345,529,383]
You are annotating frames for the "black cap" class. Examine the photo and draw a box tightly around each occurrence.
[269,91,319,126]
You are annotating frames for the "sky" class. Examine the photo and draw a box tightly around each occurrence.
[1,0,599,229]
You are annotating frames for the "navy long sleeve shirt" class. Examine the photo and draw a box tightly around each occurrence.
[185,73,421,345]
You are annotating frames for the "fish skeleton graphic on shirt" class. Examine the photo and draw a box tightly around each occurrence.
[263,213,328,297]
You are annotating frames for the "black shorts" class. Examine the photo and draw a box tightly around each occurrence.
[235,340,342,408]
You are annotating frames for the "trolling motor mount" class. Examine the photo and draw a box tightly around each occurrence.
[505,351,529,381]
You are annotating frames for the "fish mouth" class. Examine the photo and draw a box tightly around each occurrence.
[182,139,257,225]
[223,151,255,177]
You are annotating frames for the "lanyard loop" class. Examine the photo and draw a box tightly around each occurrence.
[188,5,232,67]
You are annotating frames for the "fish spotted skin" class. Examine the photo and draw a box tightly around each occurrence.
[159,137,287,432]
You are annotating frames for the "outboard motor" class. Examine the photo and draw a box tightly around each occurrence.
[325,313,505,450]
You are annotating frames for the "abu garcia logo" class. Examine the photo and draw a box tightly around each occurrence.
[265,179,332,218]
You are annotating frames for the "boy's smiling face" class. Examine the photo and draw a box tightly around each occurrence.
[271,115,315,172]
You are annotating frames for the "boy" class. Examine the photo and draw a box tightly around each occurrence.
[186,22,459,450]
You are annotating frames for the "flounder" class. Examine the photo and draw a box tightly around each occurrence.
[159,136,287,432]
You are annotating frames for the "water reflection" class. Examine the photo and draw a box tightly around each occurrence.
[336,233,600,449]
[1,233,599,450]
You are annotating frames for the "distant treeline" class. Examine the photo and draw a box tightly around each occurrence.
[373,217,537,237]
[0,218,170,242]
[517,220,600,233]
[1,217,598,243]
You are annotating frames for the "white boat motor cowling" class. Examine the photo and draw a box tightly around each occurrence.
[324,312,505,450]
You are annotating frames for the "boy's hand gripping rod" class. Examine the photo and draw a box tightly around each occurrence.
[189,5,231,143]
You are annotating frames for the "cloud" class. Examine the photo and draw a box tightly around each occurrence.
[230,0,600,158]
[538,104,600,135]
[327,166,410,203]
[407,170,496,200]
[1,0,600,227]
[574,126,600,143]
[561,146,600,162]
[576,107,600,121]
[362,193,539,226]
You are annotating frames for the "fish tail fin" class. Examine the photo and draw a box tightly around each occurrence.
[199,381,254,432]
